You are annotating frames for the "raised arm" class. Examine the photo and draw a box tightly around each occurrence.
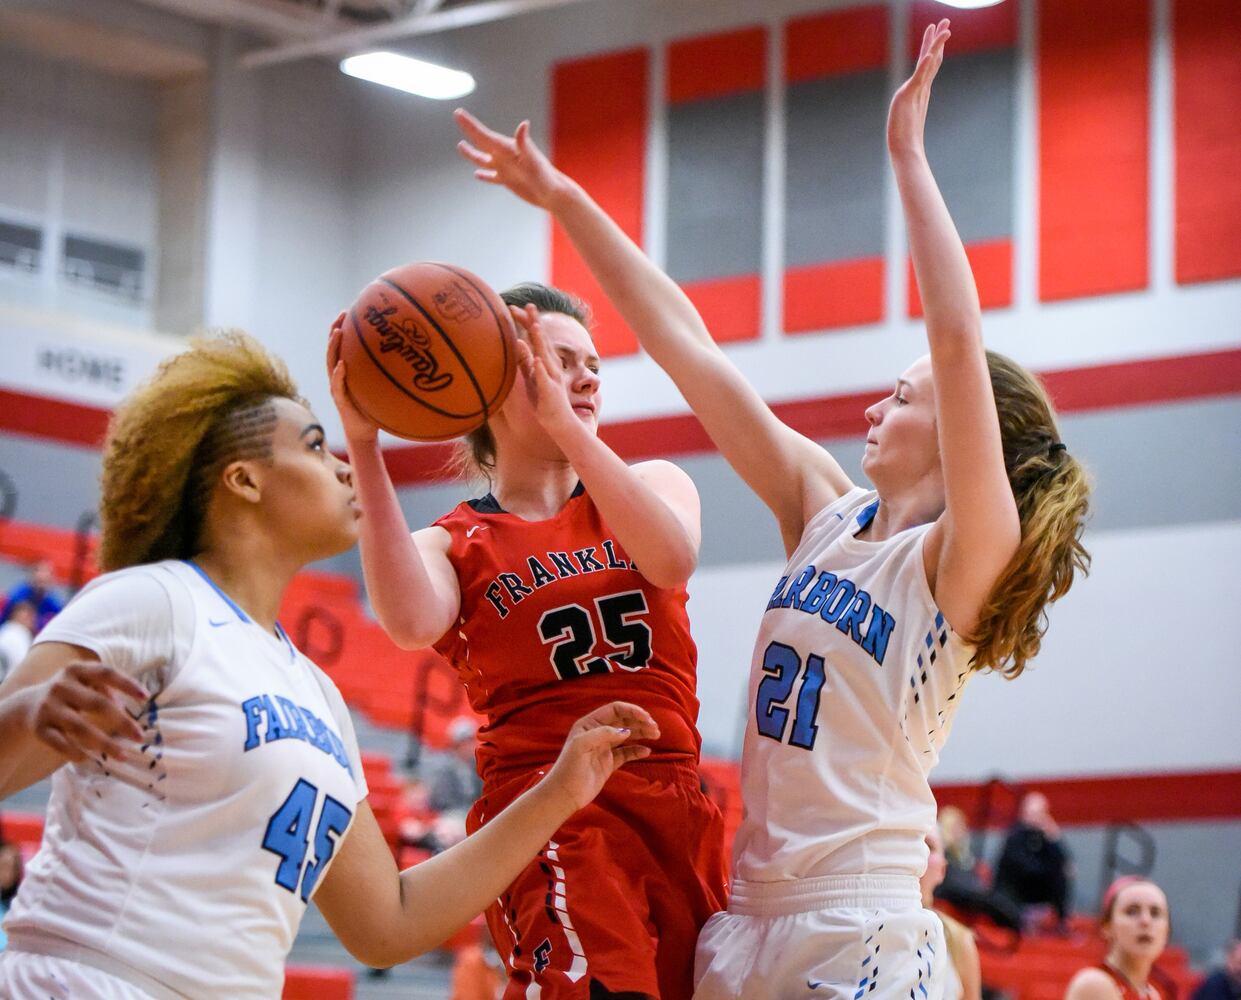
[314,701,658,966]
[455,110,852,555]
[327,321,461,649]
[889,22,1020,633]
[508,303,699,587]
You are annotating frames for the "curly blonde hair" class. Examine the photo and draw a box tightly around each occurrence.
[971,351,1092,678]
[99,331,303,571]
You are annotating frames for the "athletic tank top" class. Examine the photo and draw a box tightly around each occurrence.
[432,485,701,786]
[732,488,976,882]
[1097,963,1163,1000]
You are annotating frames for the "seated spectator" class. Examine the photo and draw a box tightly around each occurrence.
[416,717,484,850]
[922,825,982,1000]
[935,805,1022,931]
[995,791,1073,929]
[1192,939,1241,1000]
[0,842,24,951]
[0,601,35,683]
[0,559,63,633]
[1064,877,1170,1000]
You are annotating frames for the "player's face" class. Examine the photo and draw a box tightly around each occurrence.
[500,312,602,451]
[260,398,360,560]
[861,355,940,492]
[1105,883,1169,961]
[542,312,601,429]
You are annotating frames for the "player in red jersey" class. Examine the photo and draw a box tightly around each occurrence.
[327,174,727,1000]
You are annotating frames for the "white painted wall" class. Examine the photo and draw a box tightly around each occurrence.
[688,520,1241,776]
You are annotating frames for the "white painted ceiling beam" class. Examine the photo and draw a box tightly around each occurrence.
[128,0,349,42]
[241,0,595,68]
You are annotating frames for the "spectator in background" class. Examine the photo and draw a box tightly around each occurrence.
[921,824,982,1000]
[995,791,1073,929]
[0,560,63,633]
[1192,939,1241,1000]
[0,843,23,951]
[935,804,1022,931]
[0,602,36,684]
[412,717,485,851]
[1065,877,1170,1000]
[425,717,484,815]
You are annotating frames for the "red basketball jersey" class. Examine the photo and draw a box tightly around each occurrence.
[432,485,702,785]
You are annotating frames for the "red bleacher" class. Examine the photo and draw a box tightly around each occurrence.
[0,519,481,741]
[281,964,353,999]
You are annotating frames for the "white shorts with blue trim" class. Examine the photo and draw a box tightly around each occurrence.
[0,949,162,1000]
[693,874,946,1000]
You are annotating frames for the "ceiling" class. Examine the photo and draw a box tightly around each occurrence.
[0,0,598,80]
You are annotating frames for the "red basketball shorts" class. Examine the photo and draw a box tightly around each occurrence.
[467,760,729,999]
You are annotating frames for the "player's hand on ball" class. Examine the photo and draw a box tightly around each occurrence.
[888,19,950,156]
[511,304,578,437]
[544,701,660,811]
[326,313,380,445]
[30,661,147,764]
[454,109,569,210]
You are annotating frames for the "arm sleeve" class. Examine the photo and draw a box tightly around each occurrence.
[33,568,179,694]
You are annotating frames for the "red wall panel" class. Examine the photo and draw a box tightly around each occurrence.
[1174,0,1241,285]
[1039,0,1150,301]
[550,48,648,357]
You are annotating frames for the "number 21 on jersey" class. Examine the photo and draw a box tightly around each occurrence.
[755,641,826,750]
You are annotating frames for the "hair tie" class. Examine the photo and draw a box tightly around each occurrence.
[1049,442,1067,455]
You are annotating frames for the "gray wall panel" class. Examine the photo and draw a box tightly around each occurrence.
[923,49,1016,245]
[785,70,890,267]
[666,92,765,283]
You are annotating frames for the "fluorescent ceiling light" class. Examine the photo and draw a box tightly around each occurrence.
[340,51,475,100]
[934,0,1005,8]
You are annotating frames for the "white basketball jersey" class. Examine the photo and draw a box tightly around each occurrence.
[732,488,974,883]
[3,560,368,1000]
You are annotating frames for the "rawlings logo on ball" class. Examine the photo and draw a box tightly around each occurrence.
[433,280,483,323]
[364,304,453,392]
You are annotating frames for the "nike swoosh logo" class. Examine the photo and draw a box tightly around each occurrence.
[466,525,484,538]
[808,981,826,990]
[208,618,231,628]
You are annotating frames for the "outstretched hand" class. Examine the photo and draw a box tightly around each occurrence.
[326,312,380,445]
[542,701,660,811]
[454,109,568,210]
[30,661,147,763]
[888,19,951,156]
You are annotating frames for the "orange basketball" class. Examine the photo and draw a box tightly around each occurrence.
[340,262,518,441]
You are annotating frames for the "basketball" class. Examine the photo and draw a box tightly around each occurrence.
[339,261,518,441]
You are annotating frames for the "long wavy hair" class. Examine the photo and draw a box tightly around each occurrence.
[449,281,591,485]
[99,331,302,571]
[970,351,1091,678]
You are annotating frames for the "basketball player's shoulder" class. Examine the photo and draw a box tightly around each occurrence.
[1065,966,1123,1000]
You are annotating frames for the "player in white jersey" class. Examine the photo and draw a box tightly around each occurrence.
[451,19,1092,999]
[0,332,660,1000]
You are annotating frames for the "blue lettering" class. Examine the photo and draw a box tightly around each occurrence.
[799,572,838,615]
[861,607,896,665]
[836,589,872,643]
[261,694,288,742]
[766,575,790,610]
[242,697,264,751]
[819,579,856,623]
[780,566,817,610]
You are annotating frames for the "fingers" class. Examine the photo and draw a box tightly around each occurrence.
[456,139,491,168]
[613,744,652,767]
[326,324,343,371]
[577,700,660,741]
[453,108,510,151]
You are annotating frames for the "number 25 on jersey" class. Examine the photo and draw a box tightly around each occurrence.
[537,590,653,680]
